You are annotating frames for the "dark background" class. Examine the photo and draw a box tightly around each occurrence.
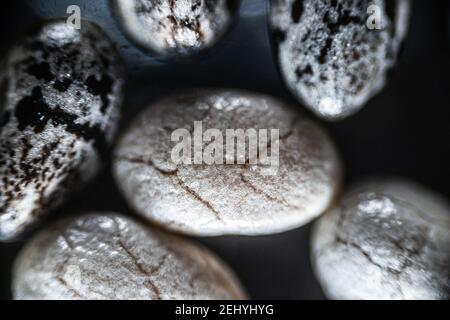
[0,0,449,300]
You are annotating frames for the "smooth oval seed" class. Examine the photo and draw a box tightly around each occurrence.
[12,213,247,300]
[311,177,450,300]
[0,20,125,240]
[113,89,341,236]
[269,0,411,120]
[112,0,239,57]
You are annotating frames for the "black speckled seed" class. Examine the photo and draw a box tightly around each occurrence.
[0,19,125,240]
[269,0,411,120]
[112,0,239,57]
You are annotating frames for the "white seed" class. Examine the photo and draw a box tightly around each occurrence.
[113,89,341,236]
[12,213,246,300]
[269,0,411,120]
[311,177,450,300]
[0,20,124,240]
[112,0,237,56]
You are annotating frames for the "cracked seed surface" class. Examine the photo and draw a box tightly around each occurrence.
[0,20,125,240]
[12,213,246,300]
[112,0,236,56]
[113,89,341,236]
[311,177,450,300]
[269,0,411,120]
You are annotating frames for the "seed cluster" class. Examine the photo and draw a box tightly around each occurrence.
[1,2,448,301]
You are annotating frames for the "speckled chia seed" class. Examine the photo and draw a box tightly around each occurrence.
[269,0,411,120]
[0,19,125,240]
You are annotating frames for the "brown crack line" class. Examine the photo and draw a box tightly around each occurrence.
[175,175,222,221]
[333,205,429,300]
[117,156,178,176]
[53,228,86,299]
[54,234,110,299]
[56,276,83,299]
[117,239,162,300]
[239,173,301,211]
[112,217,163,299]
[335,208,413,278]
[335,236,403,276]
[338,198,430,265]
[118,156,222,221]
[55,256,83,299]
[334,235,408,298]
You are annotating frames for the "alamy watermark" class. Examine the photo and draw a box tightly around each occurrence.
[66,5,81,29]
[170,121,280,176]
[367,4,382,30]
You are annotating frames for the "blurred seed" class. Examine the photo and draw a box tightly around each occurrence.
[311,177,450,299]
[13,213,247,300]
[112,0,239,57]
[269,0,411,120]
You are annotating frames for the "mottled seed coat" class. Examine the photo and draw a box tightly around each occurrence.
[112,0,238,56]
[0,20,124,240]
[269,0,411,120]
